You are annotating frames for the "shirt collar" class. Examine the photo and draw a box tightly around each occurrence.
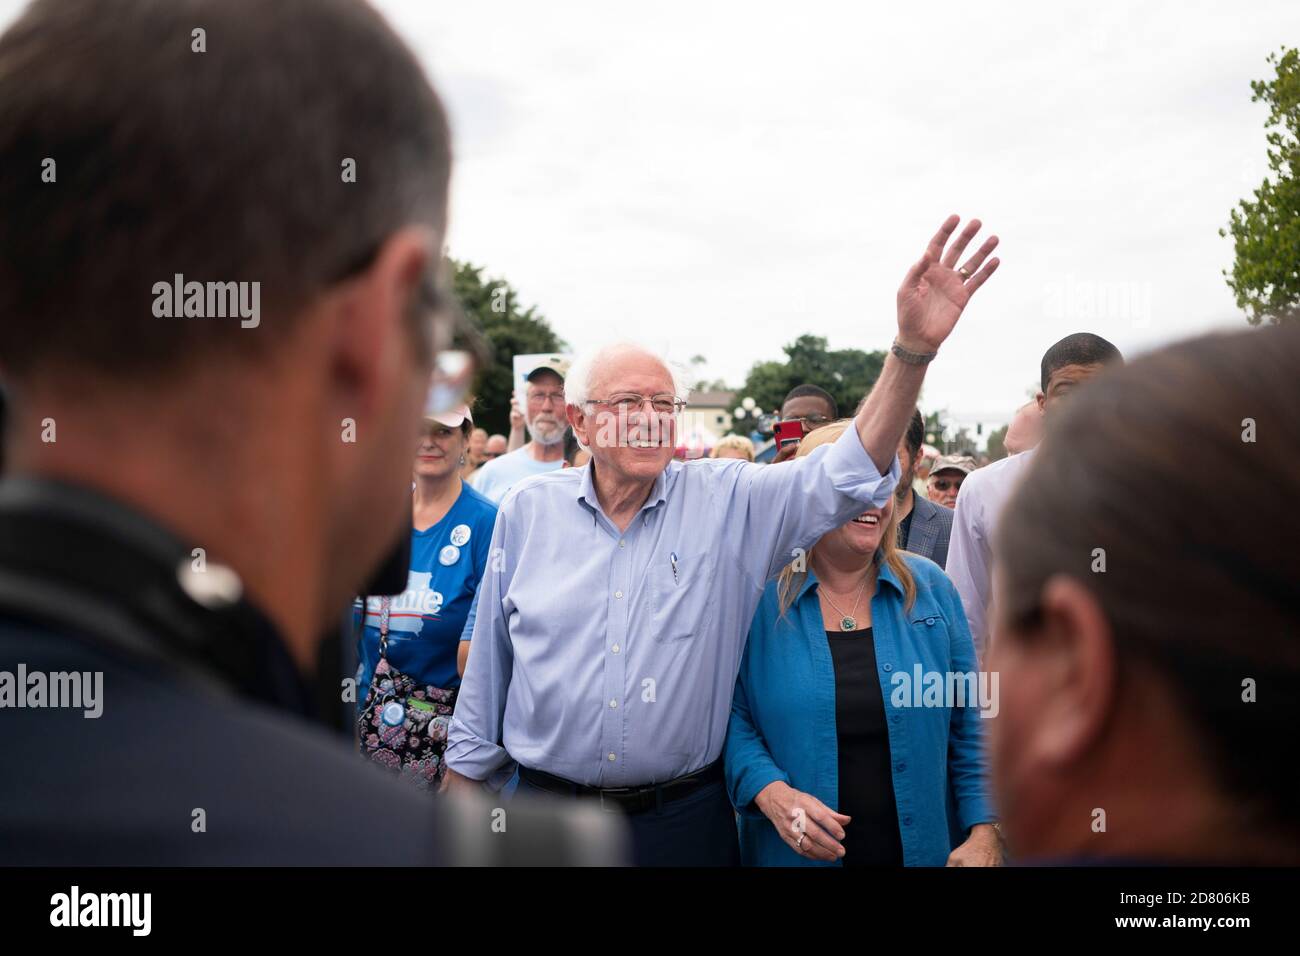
[796,555,906,603]
[576,458,671,523]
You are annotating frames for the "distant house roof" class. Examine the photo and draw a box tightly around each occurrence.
[689,389,735,408]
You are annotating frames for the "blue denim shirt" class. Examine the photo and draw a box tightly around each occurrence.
[725,554,995,866]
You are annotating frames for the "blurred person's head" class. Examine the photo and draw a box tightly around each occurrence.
[416,407,473,483]
[1004,400,1043,456]
[711,434,755,462]
[895,409,926,502]
[483,434,507,459]
[777,421,916,615]
[524,368,568,447]
[466,427,488,466]
[927,455,975,509]
[780,384,838,432]
[566,343,688,487]
[1036,333,1122,418]
[0,0,453,666]
[990,325,1300,864]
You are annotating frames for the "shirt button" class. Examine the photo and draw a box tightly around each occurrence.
[619,540,626,549]
[607,752,617,762]
[612,644,620,654]
[926,617,936,625]
[615,590,623,599]
[902,816,913,826]
[609,699,618,708]
[896,762,906,772]
[891,714,901,723]
[882,663,893,672]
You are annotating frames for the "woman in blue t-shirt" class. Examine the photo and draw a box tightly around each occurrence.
[355,405,498,789]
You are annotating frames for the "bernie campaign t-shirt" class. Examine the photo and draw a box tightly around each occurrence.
[354,482,498,698]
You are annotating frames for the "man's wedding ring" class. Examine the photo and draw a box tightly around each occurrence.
[958,266,972,280]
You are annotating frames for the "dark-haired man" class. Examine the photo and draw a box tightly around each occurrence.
[772,384,839,463]
[0,0,612,865]
[946,333,1122,658]
[894,409,953,567]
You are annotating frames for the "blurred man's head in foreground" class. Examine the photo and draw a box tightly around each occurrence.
[991,324,1300,864]
[0,0,453,660]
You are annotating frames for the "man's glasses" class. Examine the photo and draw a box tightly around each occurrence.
[786,414,833,430]
[585,393,687,414]
[931,478,964,492]
[526,390,567,407]
[330,239,489,420]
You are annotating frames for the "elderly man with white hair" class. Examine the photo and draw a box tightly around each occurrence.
[446,216,1001,865]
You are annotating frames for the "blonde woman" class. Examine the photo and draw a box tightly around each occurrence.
[711,434,755,462]
[724,421,1000,866]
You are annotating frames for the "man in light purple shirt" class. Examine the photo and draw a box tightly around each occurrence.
[446,217,1002,865]
[947,333,1122,659]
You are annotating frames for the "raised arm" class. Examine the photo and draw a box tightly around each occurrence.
[725,216,1002,585]
[855,215,1000,472]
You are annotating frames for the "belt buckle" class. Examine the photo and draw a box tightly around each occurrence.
[598,787,633,813]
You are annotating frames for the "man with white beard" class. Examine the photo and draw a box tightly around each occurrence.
[471,358,571,502]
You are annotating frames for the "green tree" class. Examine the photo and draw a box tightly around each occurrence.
[1222,47,1300,325]
[450,258,565,436]
[734,335,886,431]
[985,423,1009,461]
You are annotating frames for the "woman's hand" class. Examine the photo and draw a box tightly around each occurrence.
[755,780,850,862]
[945,823,1003,867]
[895,215,999,354]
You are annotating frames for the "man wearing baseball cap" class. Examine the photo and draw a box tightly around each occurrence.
[471,357,571,503]
[926,454,977,509]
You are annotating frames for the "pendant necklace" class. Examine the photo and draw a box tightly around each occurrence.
[819,575,869,631]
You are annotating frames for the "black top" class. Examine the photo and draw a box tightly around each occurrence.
[897,501,915,550]
[826,627,904,866]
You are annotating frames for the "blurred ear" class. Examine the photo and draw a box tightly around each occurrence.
[324,227,435,419]
[1027,575,1119,768]
[1035,391,1046,413]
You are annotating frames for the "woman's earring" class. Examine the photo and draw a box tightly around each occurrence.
[459,455,465,465]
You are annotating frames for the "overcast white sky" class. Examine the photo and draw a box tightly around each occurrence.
[378,0,1296,431]
[5,0,1295,434]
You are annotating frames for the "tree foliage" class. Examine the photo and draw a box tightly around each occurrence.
[1222,47,1300,325]
[450,258,565,436]
[985,424,1009,462]
[734,334,886,429]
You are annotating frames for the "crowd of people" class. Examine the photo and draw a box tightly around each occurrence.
[0,0,1296,870]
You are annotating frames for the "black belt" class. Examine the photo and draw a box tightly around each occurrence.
[518,758,724,814]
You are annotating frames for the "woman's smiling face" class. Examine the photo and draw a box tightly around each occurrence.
[818,496,893,562]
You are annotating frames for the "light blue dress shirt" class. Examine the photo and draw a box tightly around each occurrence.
[446,425,901,788]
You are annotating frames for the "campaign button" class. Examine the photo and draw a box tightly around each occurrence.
[439,544,460,566]
[381,702,405,726]
[450,524,471,547]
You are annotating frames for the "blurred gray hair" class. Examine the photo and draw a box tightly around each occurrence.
[564,343,692,408]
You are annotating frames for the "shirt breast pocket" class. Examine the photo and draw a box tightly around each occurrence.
[648,550,715,643]
[910,609,952,660]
